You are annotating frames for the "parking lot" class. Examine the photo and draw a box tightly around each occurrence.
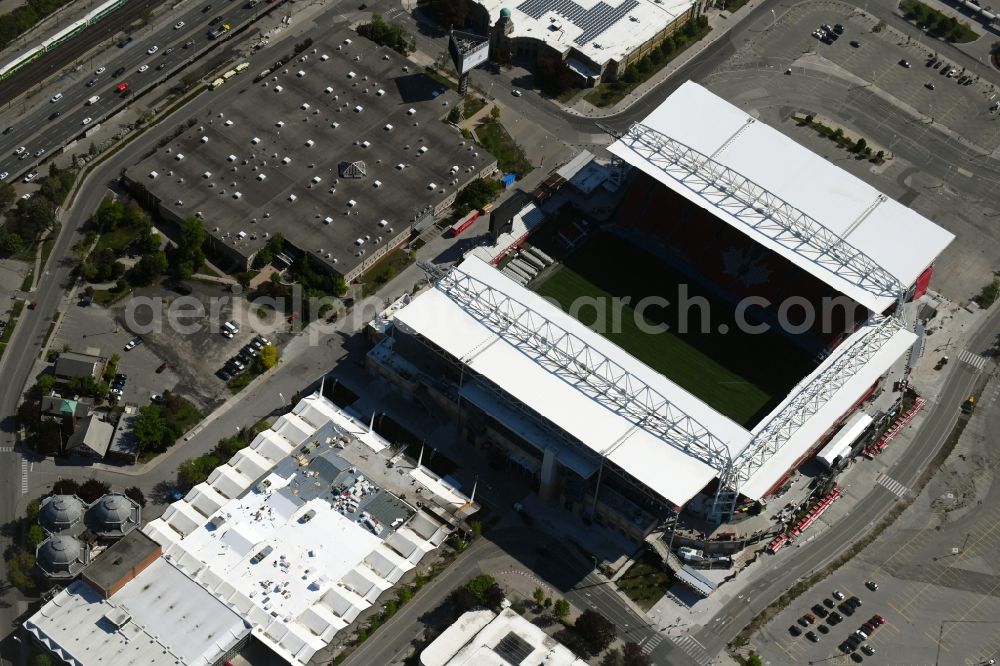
[732,3,1000,153]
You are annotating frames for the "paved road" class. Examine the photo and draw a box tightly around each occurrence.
[0,0,278,183]
[694,305,1000,659]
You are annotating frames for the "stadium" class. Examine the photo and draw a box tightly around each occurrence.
[368,81,953,543]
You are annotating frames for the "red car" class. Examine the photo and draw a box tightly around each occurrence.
[117,81,129,93]
[156,361,168,373]
[871,614,886,626]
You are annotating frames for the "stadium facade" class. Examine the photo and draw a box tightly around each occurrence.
[367,82,953,539]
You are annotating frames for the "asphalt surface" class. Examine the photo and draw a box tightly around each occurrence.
[692,306,1000,659]
[0,0,277,183]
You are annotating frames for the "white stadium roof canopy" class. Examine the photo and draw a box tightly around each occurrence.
[398,256,915,507]
[608,81,954,313]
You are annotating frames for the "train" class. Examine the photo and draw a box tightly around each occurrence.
[0,0,129,80]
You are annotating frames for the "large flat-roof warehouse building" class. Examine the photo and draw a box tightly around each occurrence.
[126,29,496,282]
[368,82,953,545]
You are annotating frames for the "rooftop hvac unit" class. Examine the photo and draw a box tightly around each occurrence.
[257,174,267,181]
[373,180,382,188]
[378,219,388,227]
[196,211,203,218]
[274,85,283,93]
[376,89,385,96]
[233,192,242,199]
[354,105,363,113]
[175,199,183,205]
[347,71,356,79]
[347,199,357,207]
[407,108,416,115]
[175,153,185,161]
[251,137,261,144]
[305,139,315,147]
[148,171,158,179]
[384,124,393,131]
[427,182,436,190]
[301,102,310,110]
[418,146,428,154]
[324,86,333,93]
[361,140,371,148]
[297,70,305,77]
[224,119,234,126]
[355,237,364,246]
[288,194,297,202]
[331,122,340,129]
[238,231,247,239]
[228,154,237,162]
[395,163,405,170]
[282,156,291,164]
[321,54,329,61]
[203,171,211,178]
[344,38,352,44]
[276,120,285,127]
[450,165,459,174]
[311,176,321,184]
[323,217,333,224]
[332,257,337,263]
[200,136,209,143]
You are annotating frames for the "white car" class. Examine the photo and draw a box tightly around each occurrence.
[138,64,149,73]
[20,193,32,200]
[511,89,522,97]
[95,66,106,75]
[147,45,158,54]
[13,146,25,155]
[81,117,92,125]
[50,92,63,103]
[174,20,185,29]
[0,172,7,180]
[22,171,38,183]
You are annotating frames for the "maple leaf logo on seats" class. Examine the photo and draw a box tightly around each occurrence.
[722,247,771,287]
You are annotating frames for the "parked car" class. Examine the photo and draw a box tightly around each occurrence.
[0,172,7,181]
[22,171,38,183]
[829,611,843,624]
[812,604,829,618]
[806,630,819,642]
[833,23,844,33]
[156,361,168,373]
[861,644,875,656]
[865,580,879,591]
[2,126,13,134]
[899,59,911,68]
[870,614,886,626]
[117,36,133,47]
[124,336,142,350]
[151,394,164,404]
[848,596,863,608]
[789,625,801,637]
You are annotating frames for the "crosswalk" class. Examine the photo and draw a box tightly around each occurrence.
[640,633,664,655]
[669,634,714,665]
[0,446,12,453]
[877,473,908,498]
[959,349,989,370]
[21,458,28,494]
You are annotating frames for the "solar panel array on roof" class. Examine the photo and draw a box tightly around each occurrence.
[494,631,534,665]
[515,0,639,45]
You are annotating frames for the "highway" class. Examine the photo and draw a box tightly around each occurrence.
[0,0,277,183]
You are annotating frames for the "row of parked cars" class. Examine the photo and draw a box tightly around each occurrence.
[811,22,845,44]
[218,333,271,381]
[790,583,881,660]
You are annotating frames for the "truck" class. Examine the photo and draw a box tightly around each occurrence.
[86,95,100,105]
[961,395,976,414]
[207,22,231,39]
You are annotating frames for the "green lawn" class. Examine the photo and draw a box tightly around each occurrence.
[616,553,673,610]
[94,227,136,254]
[533,234,816,427]
[474,119,533,177]
[900,0,979,43]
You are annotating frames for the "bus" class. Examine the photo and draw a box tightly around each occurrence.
[449,210,480,237]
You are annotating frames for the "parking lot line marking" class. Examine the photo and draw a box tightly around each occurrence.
[887,601,912,623]
[774,639,799,663]
[939,578,1000,641]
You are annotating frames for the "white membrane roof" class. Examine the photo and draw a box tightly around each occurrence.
[397,256,917,504]
[608,81,954,312]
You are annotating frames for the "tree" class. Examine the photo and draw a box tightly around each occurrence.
[746,654,764,666]
[490,104,501,121]
[177,454,220,489]
[533,586,546,607]
[0,181,15,212]
[553,598,571,620]
[357,12,411,54]
[129,251,168,286]
[599,649,624,666]
[465,574,496,603]
[52,478,80,495]
[78,478,110,503]
[447,106,462,124]
[574,609,616,655]
[168,217,207,279]
[133,405,167,454]
[36,374,55,396]
[124,486,147,507]
[9,196,56,241]
[27,524,46,547]
[854,137,868,153]
[483,583,506,610]
[449,586,479,617]
[456,178,501,211]
[0,227,23,257]
[399,587,413,604]
[622,642,651,666]
[259,344,279,370]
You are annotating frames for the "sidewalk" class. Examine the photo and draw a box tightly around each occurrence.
[561,1,764,118]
